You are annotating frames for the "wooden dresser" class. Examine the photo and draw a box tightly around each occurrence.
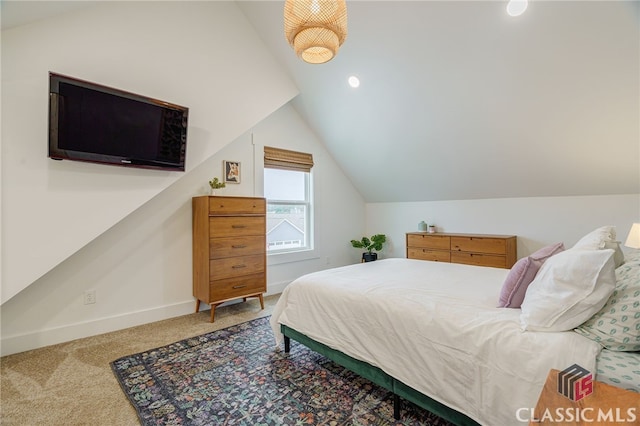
[406,232,517,269]
[192,196,266,322]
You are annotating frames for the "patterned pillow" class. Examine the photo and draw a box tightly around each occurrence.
[574,249,640,351]
[595,349,640,392]
[624,248,640,264]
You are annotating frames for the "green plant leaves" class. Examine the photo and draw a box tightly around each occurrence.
[350,234,386,253]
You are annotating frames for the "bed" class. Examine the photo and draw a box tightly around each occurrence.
[270,230,640,426]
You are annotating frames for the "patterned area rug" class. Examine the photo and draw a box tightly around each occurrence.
[111,316,453,425]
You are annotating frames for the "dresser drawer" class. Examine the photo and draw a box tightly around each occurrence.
[451,236,507,255]
[210,236,265,259]
[209,216,265,238]
[209,197,265,215]
[407,234,451,250]
[209,273,266,301]
[209,254,265,280]
[408,248,451,262]
[451,252,506,268]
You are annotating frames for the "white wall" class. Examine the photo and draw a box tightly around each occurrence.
[366,195,640,260]
[249,104,367,287]
[0,103,366,356]
[1,1,298,304]
[190,102,368,290]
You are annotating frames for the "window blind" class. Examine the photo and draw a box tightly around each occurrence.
[264,146,314,172]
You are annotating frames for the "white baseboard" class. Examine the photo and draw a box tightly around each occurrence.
[1,300,196,356]
[1,282,291,357]
[266,280,290,296]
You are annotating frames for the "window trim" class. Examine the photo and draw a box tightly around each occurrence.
[265,170,312,255]
[263,146,317,264]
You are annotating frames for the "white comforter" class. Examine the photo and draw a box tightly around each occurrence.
[270,258,602,426]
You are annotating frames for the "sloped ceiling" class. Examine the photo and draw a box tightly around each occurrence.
[238,1,639,202]
[3,1,638,204]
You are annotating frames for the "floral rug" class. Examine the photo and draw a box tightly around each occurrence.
[111,316,453,425]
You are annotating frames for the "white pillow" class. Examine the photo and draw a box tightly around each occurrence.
[520,249,616,332]
[572,225,616,250]
[603,241,624,268]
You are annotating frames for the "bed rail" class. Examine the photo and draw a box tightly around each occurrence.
[281,324,479,426]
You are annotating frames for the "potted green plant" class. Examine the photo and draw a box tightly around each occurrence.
[350,234,386,262]
[208,177,225,195]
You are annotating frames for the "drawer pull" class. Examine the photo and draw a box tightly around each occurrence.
[232,245,247,249]
[232,285,247,289]
[231,225,246,229]
[232,264,247,269]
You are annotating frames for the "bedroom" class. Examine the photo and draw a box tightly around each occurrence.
[1,0,638,423]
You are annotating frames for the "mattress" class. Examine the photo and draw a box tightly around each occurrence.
[271,258,602,426]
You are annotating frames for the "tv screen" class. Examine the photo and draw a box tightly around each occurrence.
[49,72,188,171]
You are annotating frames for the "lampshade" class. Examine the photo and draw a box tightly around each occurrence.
[284,0,348,64]
[624,223,640,248]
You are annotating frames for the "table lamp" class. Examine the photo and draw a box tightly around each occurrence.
[624,223,640,248]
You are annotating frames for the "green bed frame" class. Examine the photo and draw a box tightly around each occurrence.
[281,324,480,426]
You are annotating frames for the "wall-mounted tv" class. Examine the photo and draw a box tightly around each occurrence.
[49,72,188,171]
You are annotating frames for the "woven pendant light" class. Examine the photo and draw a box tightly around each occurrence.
[284,0,348,64]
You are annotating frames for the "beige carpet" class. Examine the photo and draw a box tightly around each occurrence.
[0,295,279,425]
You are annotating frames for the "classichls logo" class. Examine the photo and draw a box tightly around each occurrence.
[557,364,593,401]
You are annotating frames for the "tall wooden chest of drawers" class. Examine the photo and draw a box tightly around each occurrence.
[192,196,266,322]
[406,232,517,269]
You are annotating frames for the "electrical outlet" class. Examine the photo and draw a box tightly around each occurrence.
[84,290,96,305]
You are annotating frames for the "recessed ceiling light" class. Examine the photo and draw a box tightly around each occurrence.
[348,75,360,88]
[507,0,528,17]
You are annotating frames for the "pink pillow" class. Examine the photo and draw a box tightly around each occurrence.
[498,242,565,308]
[529,241,565,261]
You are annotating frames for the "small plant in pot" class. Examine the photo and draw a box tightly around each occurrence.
[350,234,386,262]
[208,177,225,195]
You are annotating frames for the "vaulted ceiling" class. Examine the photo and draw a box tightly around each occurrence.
[3,1,639,203]
[238,1,639,202]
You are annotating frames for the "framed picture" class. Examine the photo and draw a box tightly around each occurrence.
[223,161,241,184]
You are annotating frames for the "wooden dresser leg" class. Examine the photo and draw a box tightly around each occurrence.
[258,294,264,310]
[195,299,201,313]
[210,304,216,323]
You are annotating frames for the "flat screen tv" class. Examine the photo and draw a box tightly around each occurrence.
[49,72,188,171]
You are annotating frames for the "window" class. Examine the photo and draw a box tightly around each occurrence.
[264,147,313,254]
